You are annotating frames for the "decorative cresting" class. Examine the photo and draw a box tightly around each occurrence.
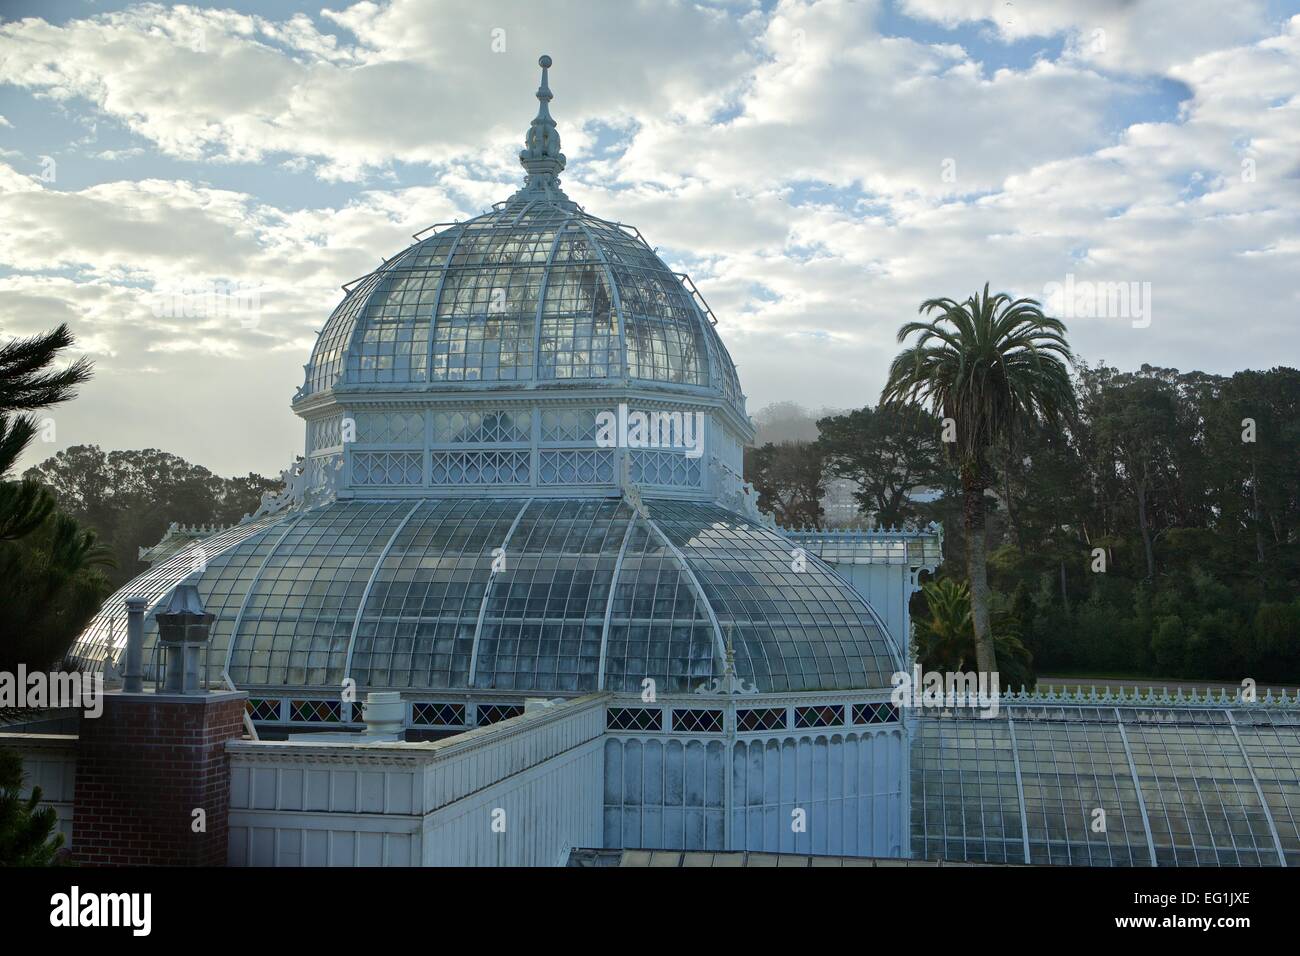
[997,684,1300,707]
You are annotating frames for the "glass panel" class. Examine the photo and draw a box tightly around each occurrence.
[226,502,412,688]
[1125,721,1278,866]
[350,247,433,386]
[67,517,285,679]
[74,501,918,701]
[603,513,718,695]
[353,411,425,445]
[306,271,384,395]
[911,714,1024,864]
[1234,711,1300,866]
[646,500,897,693]
[430,408,530,444]
[429,212,560,383]
[474,500,629,693]
[579,217,708,387]
[1015,720,1149,866]
[349,499,523,690]
[538,226,618,380]
[303,204,745,415]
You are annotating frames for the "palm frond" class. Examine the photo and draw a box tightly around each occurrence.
[0,414,37,478]
[881,283,1078,465]
[0,478,56,541]
[0,324,93,412]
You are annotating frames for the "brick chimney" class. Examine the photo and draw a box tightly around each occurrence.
[72,589,247,866]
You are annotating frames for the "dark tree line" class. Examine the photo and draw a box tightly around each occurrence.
[747,402,954,530]
[24,446,279,590]
[746,363,1300,684]
[743,441,827,528]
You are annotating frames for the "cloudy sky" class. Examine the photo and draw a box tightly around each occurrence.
[1,0,1297,477]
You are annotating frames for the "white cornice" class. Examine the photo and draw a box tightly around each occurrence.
[294,385,754,438]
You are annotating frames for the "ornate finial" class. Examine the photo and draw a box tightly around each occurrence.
[695,622,758,696]
[519,54,566,187]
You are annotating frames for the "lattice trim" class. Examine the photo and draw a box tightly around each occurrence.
[671,708,724,733]
[476,703,525,725]
[607,707,663,732]
[354,411,425,445]
[794,704,844,728]
[411,701,467,726]
[540,408,598,443]
[246,698,282,722]
[307,415,343,451]
[852,702,899,725]
[539,449,615,484]
[431,409,530,444]
[289,699,342,723]
[352,451,423,485]
[429,450,529,485]
[737,707,787,732]
[631,449,702,487]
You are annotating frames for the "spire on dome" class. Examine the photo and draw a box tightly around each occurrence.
[518,54,567,194]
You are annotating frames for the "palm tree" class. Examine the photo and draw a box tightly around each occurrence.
[882,284,1075,675]
[0,324,92,538]
[913,578,973,670]
[0,323,92,477]
[0,324,106,671]
[913,578,1035,691]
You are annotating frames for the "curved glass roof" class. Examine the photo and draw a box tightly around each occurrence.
[69,498,900,696]
[302,203,743,414]
[913,704,1300,866]
[299,55,743,416]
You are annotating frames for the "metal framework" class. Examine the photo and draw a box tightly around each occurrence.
[284,54,749,507]
[71,498,901,699]
[913,700,1300,866]
[299,190,740,407]
[467,498,532,684]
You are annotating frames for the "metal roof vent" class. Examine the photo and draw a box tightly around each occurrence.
[361,691,404,738]
[154,583,214,694]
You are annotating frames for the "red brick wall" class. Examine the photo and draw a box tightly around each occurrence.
[72,692,246,866]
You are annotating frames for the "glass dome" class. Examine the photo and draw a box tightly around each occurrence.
[299,56,742,416]
[302,204,743,416]
[68,57,901,701]
[70,499,901,696]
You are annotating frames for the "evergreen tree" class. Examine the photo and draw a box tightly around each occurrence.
[0,324,108,670]
[0,747,65,866]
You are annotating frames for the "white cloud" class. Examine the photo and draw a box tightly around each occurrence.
[0,1,1296,478]
[0,162,471,472]
[0,0,758,177]
[615,0,1127,197]
[900,0,1272,76]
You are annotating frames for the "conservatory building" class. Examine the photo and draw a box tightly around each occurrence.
[50,57,1300,868]
[65,56,916,860]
